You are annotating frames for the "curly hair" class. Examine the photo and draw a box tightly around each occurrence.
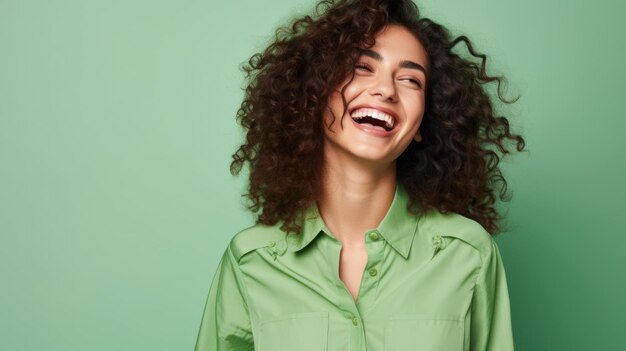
[230,0,526,235]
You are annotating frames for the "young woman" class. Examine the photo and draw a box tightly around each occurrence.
[195,0,525,350]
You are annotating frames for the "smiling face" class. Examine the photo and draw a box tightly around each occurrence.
[323,24,428,167]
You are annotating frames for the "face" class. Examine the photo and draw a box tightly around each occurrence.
[323,24,428,166]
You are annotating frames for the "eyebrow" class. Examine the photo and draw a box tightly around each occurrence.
[360,49,428,79]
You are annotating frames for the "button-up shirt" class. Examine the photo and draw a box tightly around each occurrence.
[194,184,515,350]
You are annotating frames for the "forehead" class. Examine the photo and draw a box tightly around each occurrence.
[366,24,428,71]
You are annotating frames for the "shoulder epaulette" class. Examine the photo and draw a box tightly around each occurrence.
[229,223,287,262]
[419,210,494,258]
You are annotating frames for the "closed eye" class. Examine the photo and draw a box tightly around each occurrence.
[355,63,373,72]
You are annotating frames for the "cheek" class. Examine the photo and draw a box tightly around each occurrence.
[343,82,362,100]
[325,93,344,120]
[405,94,426,119]
[323,92,345,130]
[326,82,359,118]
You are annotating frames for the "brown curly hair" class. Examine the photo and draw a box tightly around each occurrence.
[230,0,526,235]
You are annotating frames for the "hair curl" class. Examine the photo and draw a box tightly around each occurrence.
[230,0,526,235]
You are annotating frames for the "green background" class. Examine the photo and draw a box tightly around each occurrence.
[1,0,624,350]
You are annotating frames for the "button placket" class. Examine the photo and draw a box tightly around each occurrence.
[353,230,383,314]
[366,231,381,281]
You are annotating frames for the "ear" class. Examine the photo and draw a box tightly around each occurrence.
[413,129,422,142]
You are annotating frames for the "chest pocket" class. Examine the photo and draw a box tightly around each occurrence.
[384,314,464,351]
[257,311,328,351]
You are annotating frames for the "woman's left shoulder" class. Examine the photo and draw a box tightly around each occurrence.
[418,210,497,258]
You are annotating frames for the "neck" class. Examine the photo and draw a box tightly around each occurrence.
[317,145,397,249]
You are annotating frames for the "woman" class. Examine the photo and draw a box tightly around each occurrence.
[195,0,525,350]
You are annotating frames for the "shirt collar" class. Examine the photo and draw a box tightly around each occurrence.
[289,183,420,259]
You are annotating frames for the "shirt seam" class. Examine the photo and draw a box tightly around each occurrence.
[227,245,255,341]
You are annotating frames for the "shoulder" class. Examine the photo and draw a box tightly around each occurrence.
[418,210,496,260]
[228,222,287,263]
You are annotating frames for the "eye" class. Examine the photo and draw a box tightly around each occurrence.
[354,63,373,72]
[401,77,423,89]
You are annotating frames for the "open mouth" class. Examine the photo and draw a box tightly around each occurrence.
[350,107,395,132]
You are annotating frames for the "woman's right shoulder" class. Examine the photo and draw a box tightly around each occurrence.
[227,222,288,264]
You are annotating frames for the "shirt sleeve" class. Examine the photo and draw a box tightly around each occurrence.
[470,238,515,351]
[194,245,254,351]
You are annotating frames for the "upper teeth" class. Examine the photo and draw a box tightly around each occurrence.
[350,108,395,129]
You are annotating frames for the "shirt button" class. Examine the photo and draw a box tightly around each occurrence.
[368,268,378,277]
[368,232,379,241]
[352,317,359,326]
[432,235,446,251]
[268,241,276,247]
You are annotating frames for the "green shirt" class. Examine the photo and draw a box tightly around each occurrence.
[194,184,514,350]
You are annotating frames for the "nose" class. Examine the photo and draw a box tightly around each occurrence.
[368,74,397,102]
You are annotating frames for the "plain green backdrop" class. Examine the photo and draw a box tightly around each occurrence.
[1,0,625,350]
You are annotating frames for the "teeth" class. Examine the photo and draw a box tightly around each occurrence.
[350,108,395,129]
